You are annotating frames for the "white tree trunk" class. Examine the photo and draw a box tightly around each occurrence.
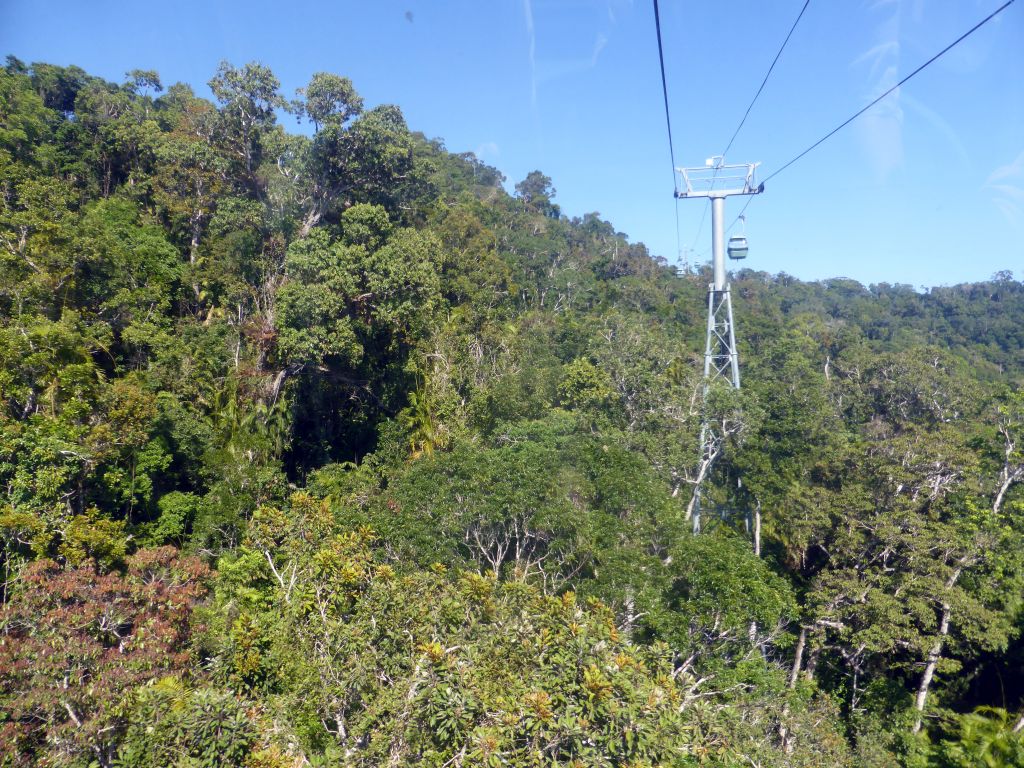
[993,466,1023,515]
[789,626,807,689]
[913,603,950,733]
[913,566,962,734]
[753,500,762,557]
[685,443,719,521]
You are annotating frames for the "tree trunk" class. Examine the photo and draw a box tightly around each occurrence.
[189,214,202,265]
[753,500,762,557]
[1013,710,1024,734]
[789,626,808,689]
[298,205,322,239]
[993,419,1022,515]
[993,466,1023,515]
[685,441,719,522]
[913,565,962,734]
[623,589,637,640]
[268,368,290,405]
[913,602,950,734]
[189,213,203,300]
[805,646,819,681]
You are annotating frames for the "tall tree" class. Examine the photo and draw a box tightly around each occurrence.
[208,61,286,182]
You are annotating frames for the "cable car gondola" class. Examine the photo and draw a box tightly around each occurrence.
[727,235,748,260]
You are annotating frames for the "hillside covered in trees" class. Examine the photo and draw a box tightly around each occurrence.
[1,58,1023,767]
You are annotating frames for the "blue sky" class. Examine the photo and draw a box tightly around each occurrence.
[2,0,1022,287]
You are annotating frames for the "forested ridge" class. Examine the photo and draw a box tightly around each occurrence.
[1,57,1023,767]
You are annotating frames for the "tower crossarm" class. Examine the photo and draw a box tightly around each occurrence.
[675,161,763,199]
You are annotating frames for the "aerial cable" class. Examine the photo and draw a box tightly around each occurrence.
[652,0,686,268]
[762,0,1017,185]
[652,0,677,179]
[721,0,812,160]
[726,0,1016,233]
[693,0,812,253]
[690,201,709,251]
[729,197,755,233]
[674,199,686,269]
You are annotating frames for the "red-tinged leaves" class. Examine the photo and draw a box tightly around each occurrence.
[0,546,210,767]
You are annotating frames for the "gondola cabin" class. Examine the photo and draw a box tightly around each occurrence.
[727,235,748,260]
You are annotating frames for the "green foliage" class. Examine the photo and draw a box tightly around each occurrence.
[275,228,361,366]
[204,520,848,767]
[141,490,201,546]
[934,707,1024,767]
[296,71,362,130]
[559,357,615,412]
[2,57,1023,767]
[515,170,559,217]
[0,68,52,159]
[115,678,259,768]
[58,507,129,570]
[208,60,285,179]
[665,531,797,654]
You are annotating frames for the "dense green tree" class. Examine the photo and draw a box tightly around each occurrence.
[208,61,286,181]
[515,169,559,217]
[295,71,362,130]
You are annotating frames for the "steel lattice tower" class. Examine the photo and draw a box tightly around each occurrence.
[676,160,763,532]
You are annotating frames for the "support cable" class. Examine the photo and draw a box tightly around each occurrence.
[721,0,812,160]
[761,0,1016,185]
[694,0,812,251]
[652,0,685,268]
[690,200,709,254]
[729,197,755,233]
[652,0,677,177]
[675,197,686,269]
[726,0,1016,232]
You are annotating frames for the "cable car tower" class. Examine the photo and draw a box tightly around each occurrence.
[676,158,763,531]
